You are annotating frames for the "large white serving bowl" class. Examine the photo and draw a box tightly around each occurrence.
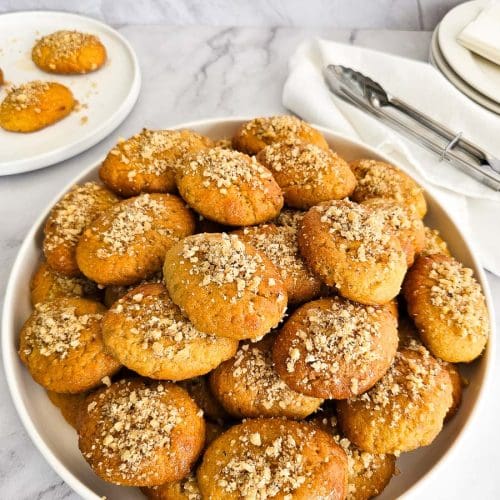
[2,118,495,500]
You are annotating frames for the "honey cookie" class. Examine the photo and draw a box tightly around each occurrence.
[43,182,119,276]
[210,335,323,419]
[176,147,283,226]
[30,261,100,305]
[18,298,121,393]
[337,344,453,454]
[197,418,348,499]
[46,390,88,429]
[102,283,238,379]
[232,115,329,155]
[142,472,201,500]
[403,255,489,363]
[76,193,195,286]
[99,129,213,197]
[234,223,322,304]
[273,297,398,399]
[256,141,356,209]
[350,159,427,218]
[78,379,205,486]
[298,200,407,305]
[361,198,425,267]
[0,80,74,132]
[32,30,106,74]
[179,376,231,424]
[163,233,287,340]
[421,226,452,257]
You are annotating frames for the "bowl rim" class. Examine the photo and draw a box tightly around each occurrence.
[2,116,496,500]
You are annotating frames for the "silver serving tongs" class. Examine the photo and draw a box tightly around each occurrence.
[323,64,500,191]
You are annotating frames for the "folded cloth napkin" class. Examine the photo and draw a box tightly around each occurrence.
[282,38,500,276]
[458,1,500,66]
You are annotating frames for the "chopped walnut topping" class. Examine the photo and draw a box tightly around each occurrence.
[111,287,216,358]
[355,343,443,425]
[86,381,182,481]
[3,80,50,111]
[242,115,308,143]
[23,302,102,359]
[429,259,487,335]
[44,182,114,252]
[216,429,309,498]
[111,129,207,176]
[422,227,450,256]
[230,341,321,410]
[180,234,267,300]
[354,160,422,202]
[285,298,380,389]
[241,224,316,288]
[40,265,97,298]
[184,147,272,191]
[275,209,305,230]
[34,31,101,61]
[315,200,397,263]
[94,195,172,258]
[259,141,340,185]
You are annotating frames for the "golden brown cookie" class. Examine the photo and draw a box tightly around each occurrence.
[421,226,452,257]
[46,390,88,429]
[197,418,348,499]
[99,129,213,197]
[298,200,407,305]
[403,255,489,363]
[361,198,425,267]
[350,159,427,218]
[142,472,201,500]
[32,30,106,74]
[210,335,323,419]
[0,68,4,86]
[30,261,100,305]
[273,297,398,399]
[43,182,119,276]
[337,344,453,454]
[234,223,322,304]
[76,193,195,286]
[102,283,238,379]
[441,361,463,421]
[78,379,205,486]
[232,115,329,155]
[163,233,287,340]
[256,141,356,209]
[176,147,283,226]
[18,298,121,393]
[179,376,231,424]
[310,414,396,500]
[0,80,74,132]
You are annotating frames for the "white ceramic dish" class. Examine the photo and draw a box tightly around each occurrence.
[0,11,141,175]
[438,0,500,105]
[429,24,500,115]
[2,118,495,500]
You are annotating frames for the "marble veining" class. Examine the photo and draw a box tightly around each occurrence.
[0,25,499,500]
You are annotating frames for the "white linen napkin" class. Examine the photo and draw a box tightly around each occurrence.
[458,1,500,66]
[282,38,500,276]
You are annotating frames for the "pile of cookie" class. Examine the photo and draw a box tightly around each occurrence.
[19,116,490,499]
[0,30,106,133]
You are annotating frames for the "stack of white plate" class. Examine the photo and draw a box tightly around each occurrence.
[430,0,500,114]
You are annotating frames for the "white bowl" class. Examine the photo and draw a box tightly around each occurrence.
[2,118,495,500]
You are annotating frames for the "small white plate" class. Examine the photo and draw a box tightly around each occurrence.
[2,118,495,500]
[0,11,141,175]
[438,0,500,105]
[430,25,500,115]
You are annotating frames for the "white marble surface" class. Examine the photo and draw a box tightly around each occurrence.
[0,0,462,29]
[0,25,499,500]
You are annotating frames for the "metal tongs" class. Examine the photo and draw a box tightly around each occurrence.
[323,64,500,191]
